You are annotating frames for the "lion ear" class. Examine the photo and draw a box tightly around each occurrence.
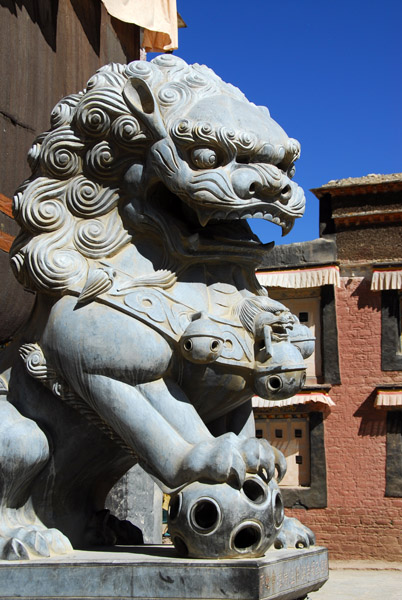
[123,77,167,140]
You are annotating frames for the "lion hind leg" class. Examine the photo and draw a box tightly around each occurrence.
[0,397,72,559]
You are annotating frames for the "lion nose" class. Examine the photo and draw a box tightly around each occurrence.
[232,167,293,204]
[231,168,262,199]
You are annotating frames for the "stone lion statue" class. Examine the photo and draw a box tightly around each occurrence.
[0,55,314,559]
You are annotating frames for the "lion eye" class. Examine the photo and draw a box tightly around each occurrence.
[191,147,219,169]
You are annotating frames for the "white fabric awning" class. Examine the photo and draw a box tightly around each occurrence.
[252,393,335,409]
[101,0,178,51]
[375,390,402,408]
[371,269,402,291]
[256,266,340,289]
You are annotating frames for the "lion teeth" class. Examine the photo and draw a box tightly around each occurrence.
[196,208,213,227]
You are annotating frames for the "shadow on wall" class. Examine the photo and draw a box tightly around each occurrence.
[70,0,101,55]
[349,278,381,311]
[1,0,59,50]
[354,391,387,436]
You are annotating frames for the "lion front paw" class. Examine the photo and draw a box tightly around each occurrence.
[238,437,287,483]
[182,433,248,486]
[274,516,315,550]
[182,433,287,488]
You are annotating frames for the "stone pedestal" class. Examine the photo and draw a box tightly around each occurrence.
[0,545,328,600]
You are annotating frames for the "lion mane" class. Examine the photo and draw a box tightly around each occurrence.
[9,55,259,294]
[11,55,302,295]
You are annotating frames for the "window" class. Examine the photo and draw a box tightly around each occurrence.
[255,412,327,508]
[382,291,402,371]
[270,285,340,385]
[256,411,327,508]
[270,291,322,383]
[385,411,402,497]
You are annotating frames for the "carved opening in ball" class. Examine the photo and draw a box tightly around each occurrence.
[242,477,267,504]
[231,522,262,553]
[169,493,182,522]
[273,490,285,528]
[173,535,189,557]
[190,498,221,533]
[267,374,283,392]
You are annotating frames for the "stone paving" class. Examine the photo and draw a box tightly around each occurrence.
[310,561,402,600]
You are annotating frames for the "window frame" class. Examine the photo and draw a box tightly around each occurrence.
[381,290,402,371]
[280,411,328,509]
[254,410,328,509]
[385,411,402,497]
[321,285,341,384]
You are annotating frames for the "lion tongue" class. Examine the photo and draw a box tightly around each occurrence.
[202,219,261,244]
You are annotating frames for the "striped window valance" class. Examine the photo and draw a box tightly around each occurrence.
[375,390,402,409]
[371,268,402,291]
[256,265,340,289]
[252,393,335,409]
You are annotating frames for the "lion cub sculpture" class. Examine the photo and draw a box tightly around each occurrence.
[0,55,314,559]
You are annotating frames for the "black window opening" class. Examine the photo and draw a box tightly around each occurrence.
[386,411,402,497]
[382,290,402,371]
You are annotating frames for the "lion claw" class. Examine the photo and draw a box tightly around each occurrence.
[1,538,30,561]
[239,437,285,483]
[0,523,72,560]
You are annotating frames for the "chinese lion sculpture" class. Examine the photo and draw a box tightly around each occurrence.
[0,55,314,559]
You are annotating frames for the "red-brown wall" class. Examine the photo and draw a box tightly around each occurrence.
[287,276,402,560]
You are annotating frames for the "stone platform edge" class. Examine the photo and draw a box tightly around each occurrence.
[0,545,329,600]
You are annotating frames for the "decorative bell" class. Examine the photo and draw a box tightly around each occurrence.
[180,313,224,364]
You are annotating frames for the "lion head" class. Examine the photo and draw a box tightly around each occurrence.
[10,55,305,294]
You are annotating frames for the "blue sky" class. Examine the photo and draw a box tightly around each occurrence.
[150,1,401,246]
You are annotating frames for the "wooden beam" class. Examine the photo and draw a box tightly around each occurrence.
[0,193,13,219]
[0,231,14,253]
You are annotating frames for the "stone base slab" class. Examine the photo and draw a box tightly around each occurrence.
[0,545,328,600]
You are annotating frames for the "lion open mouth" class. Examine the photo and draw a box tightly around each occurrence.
[142,183,275,253]
[142,175,303,260]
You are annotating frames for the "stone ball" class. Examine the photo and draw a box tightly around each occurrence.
[168,474,284,559]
